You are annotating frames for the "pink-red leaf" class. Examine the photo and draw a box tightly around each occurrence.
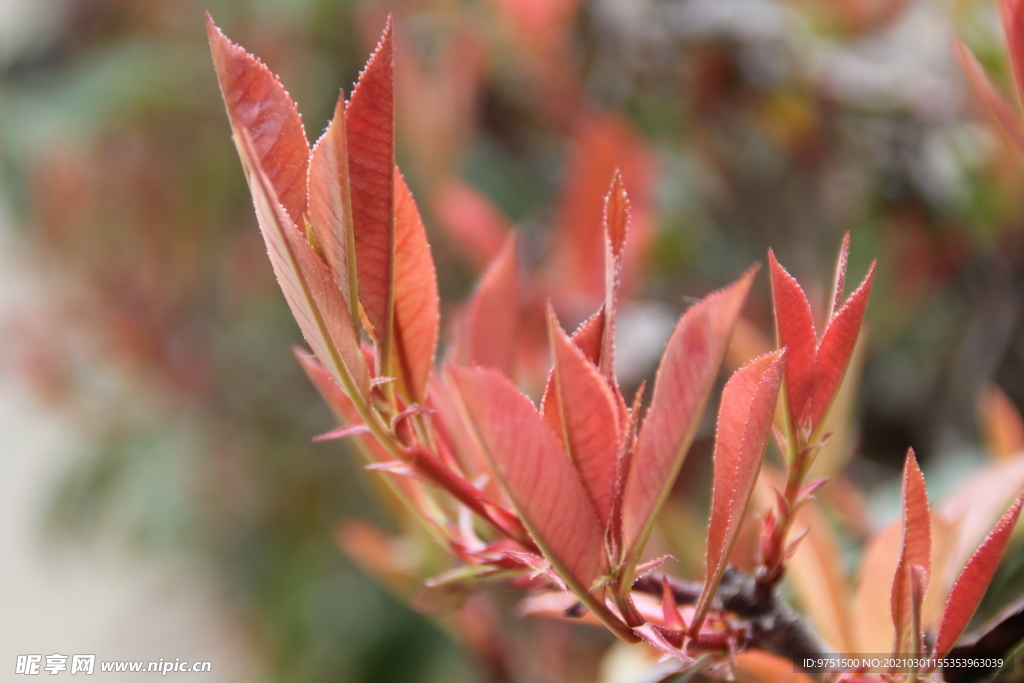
[661,575,685,631]
[891,449,931,656]
[462,234,519,378]
[621,268,757,570]
[692,350,786,633]
[233,130,368,398]
[769,249,875,436]
[607,381,646,560]
[1001,0,1024,107]
[633,623,692,663]
[829,232,851,321]
[600,172,628,381]
[538,307,607,462]
[448,366,607,597]
[955,39,1024,152]
[347,18,396,362]
[941,457,1024,576]
[207,14,309,225]
[428,368,495,488]
[768,250,818,433]
[391,169,439,402]
[545,304,622,527]
[294,349,357,423]
[403,445,525,541]
[934,491,1024,659]
[549,115,656,304]
[809,262,875,431]
[308,95,358,320]
[570,307,606,364]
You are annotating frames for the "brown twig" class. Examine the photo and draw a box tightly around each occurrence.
[633,568,836,675]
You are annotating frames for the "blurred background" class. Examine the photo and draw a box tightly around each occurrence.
[4,0,1024,680]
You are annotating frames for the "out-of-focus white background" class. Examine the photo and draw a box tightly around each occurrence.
[1,197,261,681]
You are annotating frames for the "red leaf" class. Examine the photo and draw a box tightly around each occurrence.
[955,39,1024,152]
[391,169,439,402]
[571,308,606,364]
[308,95,358,321]
[661,575,685,631]
[607,381,646,560]
[463,234,519,378]
[940,457,1024,576]
[432,180,511,270]
[1001,0,1024,107]
[768,250,818,432]
[934,491,1024,658]
[829,232,851,321]
[207,14,309,225]
[632,623,691,662]
[769,249,875,436]
[691,350,786,633]
[448,366,608,599]
[538,307,605,449]
[809,262,875,432]
[347,18,396,362]
[621,268,757,571]
[891,449,931,655]
[428,368,495,488]
[232,130,369,398]
[549,115,656,304]
[601,172,628,381]
[404,445,525,541]
[604,172,629,260]
[294,349,357,422]
[545,303,622,527]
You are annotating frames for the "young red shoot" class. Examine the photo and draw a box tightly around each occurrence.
[890,449,931,658]
[691,350,786,635]
[768,239,875,444]
[620,268,757,584]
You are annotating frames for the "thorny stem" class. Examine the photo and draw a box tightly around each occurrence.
[755,389,831,600]
[611,587,645,629]
[755,442,812,599]
[633,569,836,677]
[340,428,452,549]
[327,356,518,547]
